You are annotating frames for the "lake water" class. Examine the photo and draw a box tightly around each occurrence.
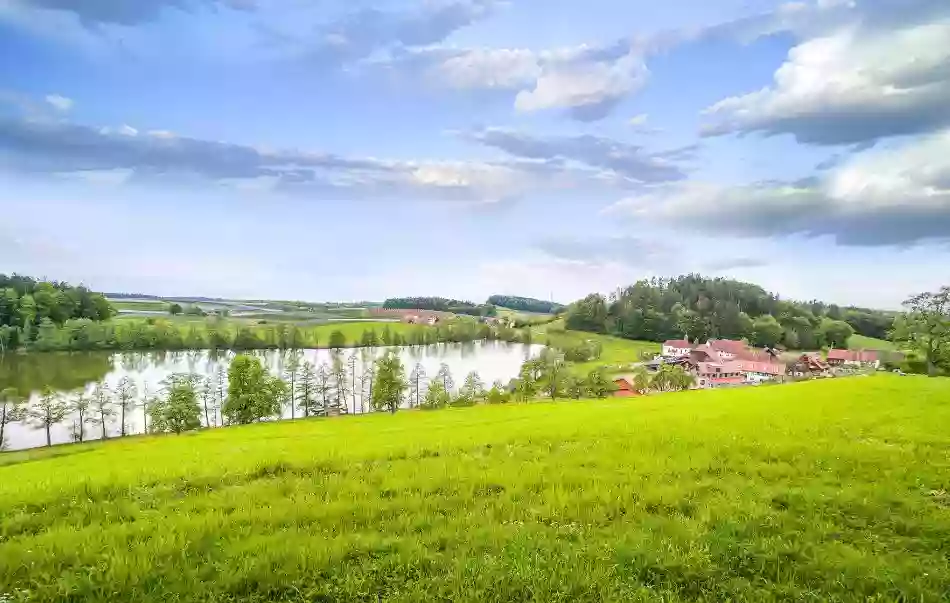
[0,342,543,451]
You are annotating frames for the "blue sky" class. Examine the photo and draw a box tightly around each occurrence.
[1,0,949,308]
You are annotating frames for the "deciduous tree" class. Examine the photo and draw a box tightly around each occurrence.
[408,363,427,408]
[0,387,26,451]
[893,287,950,376]
[89,382,115,440]
[224,355,287,424]
[29,387,68,447]
[371,352,406,414]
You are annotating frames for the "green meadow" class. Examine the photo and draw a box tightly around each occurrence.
[2,376,949,602]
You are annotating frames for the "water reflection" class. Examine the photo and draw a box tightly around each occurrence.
[1,342,542,451]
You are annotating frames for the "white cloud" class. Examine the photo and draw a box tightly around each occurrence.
[628,114,649,126]
[435,47,540,89]
[44,94,73,112]
[702,13,950,144]
[608,129,950,246]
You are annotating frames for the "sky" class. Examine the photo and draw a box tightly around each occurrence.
[0,0,948,308]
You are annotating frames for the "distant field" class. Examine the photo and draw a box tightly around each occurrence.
[848,334,898,351]
[2,376,948,601]
[109,299,170,312]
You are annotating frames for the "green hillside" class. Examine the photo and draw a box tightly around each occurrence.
[2,376,948,602]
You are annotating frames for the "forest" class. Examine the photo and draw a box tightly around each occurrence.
[0,274,114,351]
[382,297,496,317]
[487,295,565,314]
[564,275,897,350]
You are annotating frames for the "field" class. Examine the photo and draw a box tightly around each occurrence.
[847,334,899,351]
[5,376,946,602]
[535,320,660,374]
[110,299,170,313]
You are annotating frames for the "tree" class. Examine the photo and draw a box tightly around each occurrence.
[371,352,406,414]
[283,350,303,420]
[328,330,347,349]
[114,377,137,437]
[224,355,287,424]
[150,375,202,434]
[330,352,350,413]
[565,374,585,399]
[486,380,510,404]
[359,351,376,413]
[565,294,608,333]
[651,365,694,392]
[421,379,451,409]
[585,368,615,398]
[29,387,68,447]
[539,350,566,400]
[893,287,950,376]
[296,361,319,418]
[434,363,455,394]
[752,315,784,348]
[819,318,855,349]
[460,370,485,401]
[89,382,115,440]
[347,353,358,413]
[408,363,427,408]
[628,367,651,395]
[0,387,26,451]
[199,377,216,427]
[169,303,183,316]
[315,362,333,416]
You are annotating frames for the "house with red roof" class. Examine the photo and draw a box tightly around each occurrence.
[827,349,881,368]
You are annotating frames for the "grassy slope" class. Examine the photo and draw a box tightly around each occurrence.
[847,334,898,351]
[5,376,947,602]
[110,300,170,312]
[534,320,661,374]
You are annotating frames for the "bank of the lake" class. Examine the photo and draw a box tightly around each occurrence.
[1,341,544,451]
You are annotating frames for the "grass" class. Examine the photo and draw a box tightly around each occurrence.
[535,321,660,374]
[847,334,899,351]
[110,300,170,312]
[7,377,945,602]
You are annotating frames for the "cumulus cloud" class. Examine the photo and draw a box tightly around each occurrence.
[608,130,950,246]
[701,2,950,145]
[11,0,255,26]
[463,128,689,183]
[0,104,625,204]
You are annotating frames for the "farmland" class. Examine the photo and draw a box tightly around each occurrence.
[3,375,946,602]
[535,319,660,375]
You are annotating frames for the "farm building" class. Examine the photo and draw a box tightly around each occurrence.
[827,349,881,368]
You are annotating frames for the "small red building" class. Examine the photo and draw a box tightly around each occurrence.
[612,377,642,398]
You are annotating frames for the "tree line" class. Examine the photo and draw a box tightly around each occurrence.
[382,297,496,317]
[0,274,114,352]
[488,295,565,315]
[7,316,535,353]
[565,274,896,350]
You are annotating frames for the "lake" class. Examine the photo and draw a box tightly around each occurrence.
[0,342,543,451]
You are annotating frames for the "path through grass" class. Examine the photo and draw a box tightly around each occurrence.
[1,376,948,602]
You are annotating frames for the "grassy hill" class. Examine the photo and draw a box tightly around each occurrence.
[3,376,948,601]
[847,333,899,351]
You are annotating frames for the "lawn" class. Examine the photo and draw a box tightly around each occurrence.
[6,376,946,602]
[847,333,899,351]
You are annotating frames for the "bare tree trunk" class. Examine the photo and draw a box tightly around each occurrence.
[100,411,107,440]
[45,424,51,447]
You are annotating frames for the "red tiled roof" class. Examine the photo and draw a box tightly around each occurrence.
[708,339,747,353]
[736,360,786,376]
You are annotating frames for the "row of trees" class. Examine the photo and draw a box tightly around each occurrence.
[0,274,114,352]
[487,295,565,315]
[565,275,894,350]
[8,317,535,353]
[382,297,496,317]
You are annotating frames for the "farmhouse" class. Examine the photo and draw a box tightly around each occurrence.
[789,354,831,378]
[827,349,880,368]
